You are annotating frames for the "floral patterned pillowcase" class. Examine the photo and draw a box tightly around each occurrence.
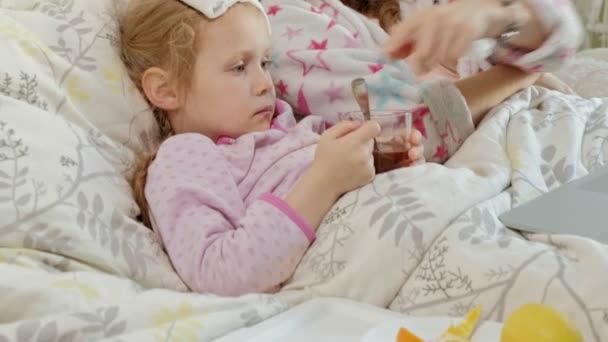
[0,0,186,291]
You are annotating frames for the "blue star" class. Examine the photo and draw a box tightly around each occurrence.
[367,70,408,109]
[375,57,415,81]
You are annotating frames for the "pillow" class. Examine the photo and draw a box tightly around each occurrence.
[555,49,608,98]
[0,0,186,291]
[0,0,36,10]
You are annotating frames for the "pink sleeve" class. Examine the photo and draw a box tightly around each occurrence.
[145,134,314,296]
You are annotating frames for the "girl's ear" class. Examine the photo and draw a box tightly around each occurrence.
[141,67,180,111]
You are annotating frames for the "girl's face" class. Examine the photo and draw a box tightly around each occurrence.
[172,4,275,141]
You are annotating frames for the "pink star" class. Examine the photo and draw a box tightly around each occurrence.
[431,110,468,160]
[323,81,344,103]
[327,19,337,30]
[310,6,322,14]
[267,5,282,16]
[368,63,384,74]
[309,39,328,50]
[412,107,430,138]
[287,50,332,77]
[344,32,360,48]
[297,85,312,116]
[276,80,289,96]
[319,1,339,18]
[282,27,303,40]
[433,144,449,160]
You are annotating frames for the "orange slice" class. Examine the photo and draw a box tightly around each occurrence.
[396,327,424,342]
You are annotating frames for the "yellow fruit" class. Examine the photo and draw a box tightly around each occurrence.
[501,304,583,342]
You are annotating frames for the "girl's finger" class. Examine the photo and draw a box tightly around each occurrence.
[408,145,425,161]
[409,129,423,145]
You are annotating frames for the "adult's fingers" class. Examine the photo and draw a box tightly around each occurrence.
[383,19,419,59]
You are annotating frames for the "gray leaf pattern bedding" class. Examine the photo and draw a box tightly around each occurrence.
[279,87,608,341]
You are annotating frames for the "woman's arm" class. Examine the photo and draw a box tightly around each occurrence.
[455,64,538,124]
[385,0,583,74]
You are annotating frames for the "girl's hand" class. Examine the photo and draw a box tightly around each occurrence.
[285,121,379,232]
[389,129,425,167]
[384,0,516,75]
[405,129,425,166]
[310,121,381,197]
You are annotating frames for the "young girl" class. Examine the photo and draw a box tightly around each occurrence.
[118,0,425,297]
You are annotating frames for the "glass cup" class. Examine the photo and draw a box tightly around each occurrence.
[342,109,413,173]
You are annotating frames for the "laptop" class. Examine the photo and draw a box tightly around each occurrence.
[499,164,608,244]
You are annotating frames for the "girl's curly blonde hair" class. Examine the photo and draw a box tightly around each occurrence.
[117,0,204,227]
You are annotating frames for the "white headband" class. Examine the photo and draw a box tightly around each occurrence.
[179,0,271,32]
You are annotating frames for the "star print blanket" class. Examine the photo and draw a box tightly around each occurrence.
[265,0,583,162]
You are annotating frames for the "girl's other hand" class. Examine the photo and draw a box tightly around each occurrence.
[406,128,425,166]
[391,128,425,167]
[311,121,381,197]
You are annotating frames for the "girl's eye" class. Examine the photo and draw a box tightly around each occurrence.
[233,63,246,73]
[262,60,272,70]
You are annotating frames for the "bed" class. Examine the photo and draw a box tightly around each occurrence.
[1,1,607,341]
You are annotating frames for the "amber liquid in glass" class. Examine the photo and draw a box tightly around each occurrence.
[373,150,410,173]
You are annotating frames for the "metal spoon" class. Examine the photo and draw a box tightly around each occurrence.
[351,78,371,121]
[351,78,378,151]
